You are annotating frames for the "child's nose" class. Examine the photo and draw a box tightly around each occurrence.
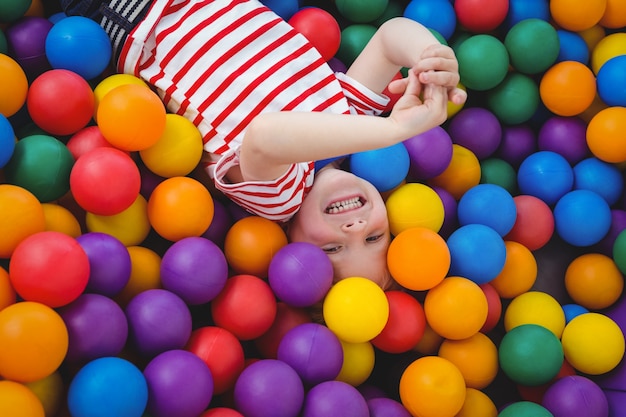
[341,219,366,232]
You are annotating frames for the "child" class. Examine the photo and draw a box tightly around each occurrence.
[60,0,466,288]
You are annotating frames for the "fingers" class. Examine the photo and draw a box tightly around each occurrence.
[387,77,408,94]
[449,87,468,106]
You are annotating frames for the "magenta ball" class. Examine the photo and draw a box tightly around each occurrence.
[125,289,193,357]
[59,293,128,363]
[144,349,214,417]
[447,107,502,159]
[277,323,343,386]
[367,397,412,417]
[403,126,453,180]
[160,236,228,305]
[233,359,304,417]
[542,375,609,417]
[302,380,369,417]
[538,116,589,164]
[76,232,131,297]
[268,242,333,308]
[5,16,53,79]
[497,124,537,167]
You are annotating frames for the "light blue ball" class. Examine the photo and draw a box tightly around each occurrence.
[562,303,589,324]
[573,157,623,206]
[556,30,589,65]
[403,0,456,40]
[0,114,15,168]
[554,189,612,247]
[504,0,550,29]
[457,184,517,237]
[350,142,410,192]
[597,55,626,107]
[517,151,574,206]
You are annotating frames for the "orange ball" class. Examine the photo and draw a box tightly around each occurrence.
[114,246,162,307]
[565,253,624,310]
[599,0,626,28]
[438,332,499,390]
[0,53,28,117]
[41,203,82,237]
[586,106,626,163]
[224,216,288,277]
[489,240,538,299]
[540,61,596,116]
[0,184,46,259]
[428,144,481,200]
[387,226,450,291]
[0,266,16,310]
[455,388,498,417]
[147,176,214,242]
[96,83,167,151]
[0,380,45,417]
[550,0,607,31]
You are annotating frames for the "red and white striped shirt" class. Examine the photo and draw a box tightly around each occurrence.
[118,0,389,221]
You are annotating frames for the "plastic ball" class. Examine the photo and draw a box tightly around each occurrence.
[41,202,81,237]
[424,276,488,340]
[386,226,450,291]
[288,7,340,60]
[5,16,53,79]
[335,340,375,386]
[457,184,517,236]
[277,323,343,386]
[399,356,466,417]
[456,34,509,91]
[597,55,626,107]
[66,125,116,160]
[497,124,537,168]
[554,189,611,247]
[504,194,554,251]
[550,0,607,31]
[85,194,151,246]
[336,24,377,67]
[480,158,517,194]
[335,0,388,23]
[591,32,626,75]
[555,30,590,64]
[223,215,287,277]
[371,290,426,353]
[403,126,453,180]
[504,291,566,338]
[113,245,162,307]
[24,371,63,417]
[27,69,94,135]
[71,147,141,216]
[537,116,589,165]
[385,183,445,236]
[0,184,46,258]
[147,176,214,242]
[428,144,481,200]
[489,240,537,299]
[211,274,277,341]
[447,107,501,160]
[454,0,508,32]
[599,0,626,28]
[480,283,502,333]
[0,380,45,417]
[446,224,507,285]
[350,142,410,193]
[97,83,166,151]
[454,388,497,417]
[586,106,626,163]
[45,16,111,79]
[58,293,128,363]
[75,232,131,296]
[505,18,559,74]
[233,359,304,417]
[67,357,148,417]
[268,242,333,308]
[517,151,574,206]
[4,134,74,202]
[186,326,245,395]
[486,72,540,125]
[0,266,16,310]
[144,349,213,417]
[0,51,28,117]
[253,302,312,359]
[438,332,498,389]
[542,375,609,417]
[499,401,555,417]
[499,324,564,386]
[323,276,389,343]
[302,380,369,417]
[574,157,623,206]
[504,0,550,29]
[9,231,89,307]
[0,114,15,168]
[561,312,625,375]
[125,288,193,357]
[562,303,589,324]
[367,397,412,417]
[539,60,596,116]
[0,301,68,383]
[433,185,459,238]
[0,0,32,23]
[403,0,457,40]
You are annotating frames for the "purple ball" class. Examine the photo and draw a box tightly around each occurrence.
[432,185,458,239]
[268,242,333,307]
[447,107,502,159]
[538,116,589,165]
[497,124,537,167]
[403,126,453,180]
[76,232,131,297]
[160,236,228,305]
[542,375,609,417]
[144,349,214,417]
[328,57,347,73]
[233,359,304,417]
[5,16,53,79]
[302,380,369,417]
[202,198,232,247]
[367,397,412,417]
[59,293,128,363]
[139,163,165,199]
[277,323,343,386]
[603,390,626,417]
[125,289,192,357]
[594,209,626,256]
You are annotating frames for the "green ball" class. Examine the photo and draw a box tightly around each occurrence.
[505,18,560,75]
[486,72,540,125]
[612,229,626,275]
[336,24,378,67]
[336,0,388,23]
[0,29,8,55]
[499,401,554,417]
[480,158,517,194]
[499,324,564,387]
[373,0,404,27]
[456,34,510,91]
[0,0,31,23]
[4,134,75,202]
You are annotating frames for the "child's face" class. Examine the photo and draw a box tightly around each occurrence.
[288,168,392,288]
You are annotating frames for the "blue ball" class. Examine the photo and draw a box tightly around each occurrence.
[350,142,410,192]
[562,303,589,324]
[573,157,623,206]
[556,30,589,65]
[403,0,456,40]
[517,151,574,206]
[260,0,300,20]
[554,189,612,247]
[0,114,15,168]
[597,55,626,107]
[45,16,112,80]
[447,224,507,285]
[457,183,517,236]
[504,0,550,29]
[68,357,148,417]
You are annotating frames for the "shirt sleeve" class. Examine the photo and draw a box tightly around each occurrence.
[335,72,391,116]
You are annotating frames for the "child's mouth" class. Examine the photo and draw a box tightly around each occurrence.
[325,196,364,214]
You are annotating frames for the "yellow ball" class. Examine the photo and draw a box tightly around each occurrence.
[86,194,151,246]
[114,246,162,307]
[335,340,375,387]
[385,182,445,236]
[455,388,498,417]
[0,380,45,417]
[25,372,64,417]
[93,74,148,121]
[447,82,466,119]
[41,203,82,237]
[323,277,389,343]
[438,332,498,390]
[591,32,626,75]
[140,114,204,178]
[565,253,624,310]
[428,144,481,200]
[489,241,537,299]
[399,356,466,417]
[561,312,625,375]
[504,291,566,338]
[579,25,606,52]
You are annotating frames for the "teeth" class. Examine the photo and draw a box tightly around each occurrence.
[326,197,363,213]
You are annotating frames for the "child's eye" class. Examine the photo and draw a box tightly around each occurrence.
[366,234,383,243]
[323,246,341,253]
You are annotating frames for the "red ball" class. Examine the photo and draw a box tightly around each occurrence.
[479,283,502,333]
[505,194,555,251]
[254,302,312,359]
[211,274,278,341]
[66,125,118,160]
[70,147,141,216]
[288,7,341,61]
[26,69,95,136]
[454,0,509,33]
[371,291,426,354]
[9,231,89,307]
